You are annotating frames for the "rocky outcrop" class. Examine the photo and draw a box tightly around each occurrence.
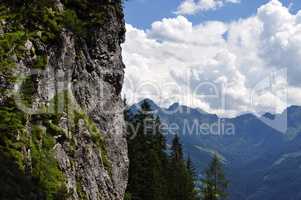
[0,1,128,199]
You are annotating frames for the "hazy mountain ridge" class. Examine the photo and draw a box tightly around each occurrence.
[129,99,301,200]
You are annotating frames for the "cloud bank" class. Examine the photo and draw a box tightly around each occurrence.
[122,0,301,117]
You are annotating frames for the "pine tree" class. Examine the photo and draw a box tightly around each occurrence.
[125,100,169,200]
[186,156,200,200]
[168,135,198,200]
[170,134,183,161]
[125,102,199,200]
[201,154,228,200]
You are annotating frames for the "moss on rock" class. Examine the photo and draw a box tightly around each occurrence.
[31,125,68,200]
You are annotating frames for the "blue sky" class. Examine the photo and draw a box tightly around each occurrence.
[122,0,301,117]
[124,0,300,28]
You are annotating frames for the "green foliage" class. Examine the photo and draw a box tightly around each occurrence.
[62,0,104,20]
[0,102,68,199]
[0,30,27,75]
[126,101,169,200]
[0,1,123,198]
[63,9,85,34]
[89,12,106,26]
[0,104,28,169]
[62,0,89,10]
[125,100,198,200]
[31,125,66,200]
[46,121,66,136]
[124,192,132,200]
[0,2,69,77]
[0,147,39,200]
[170,134,183,161]
[41,7,63,34]
[0,97,69,199]
[73,110,102,142]
[0,4,48,81]
[33,55,48,69]
[201,155,229,200]
[168,135,199,200]
[19,76,34,107]
[54,184,70,200]
[0,0,115,81]
[0,105,26,132]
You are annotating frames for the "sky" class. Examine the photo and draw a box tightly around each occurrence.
[122,0,301,117]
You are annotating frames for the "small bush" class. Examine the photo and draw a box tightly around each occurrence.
[63,9,85,34]
[33,55,48,69]
[31,125,66,200]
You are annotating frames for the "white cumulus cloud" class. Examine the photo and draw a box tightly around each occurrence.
[122,0,301,117]
[175,0,240,15]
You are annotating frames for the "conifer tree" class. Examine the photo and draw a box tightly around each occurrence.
[125,100,169,200]
[186,156,200,200]
[201,154,228,200]
[171,134,183,161]
[125,102,200,200]
[168,135,198,200]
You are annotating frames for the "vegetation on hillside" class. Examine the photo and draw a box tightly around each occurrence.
[125,100,199,200]
[124,100,229,200]
[201,155,229,200]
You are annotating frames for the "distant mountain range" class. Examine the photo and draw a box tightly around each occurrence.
[128,99,301,200]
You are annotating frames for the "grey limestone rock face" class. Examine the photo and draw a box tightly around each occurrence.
[50,2,128,199]
[0,0,128,199]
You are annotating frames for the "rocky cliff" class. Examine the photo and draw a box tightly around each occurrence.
[0,1,128,199]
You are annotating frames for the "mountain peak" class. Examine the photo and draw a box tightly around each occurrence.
[285,105,301,114]
[168,102,180,111]
[139,98,160,110]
